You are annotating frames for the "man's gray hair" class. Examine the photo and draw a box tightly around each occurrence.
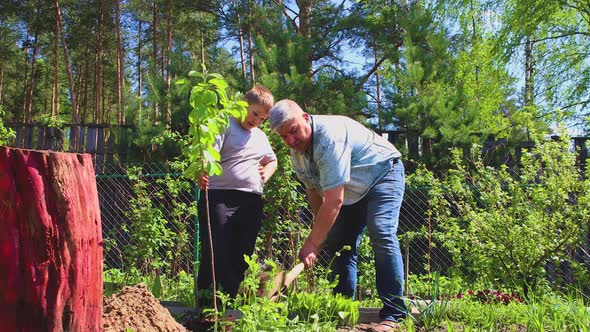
[269,99,303,131]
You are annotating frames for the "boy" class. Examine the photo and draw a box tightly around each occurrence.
[196,85,277,303]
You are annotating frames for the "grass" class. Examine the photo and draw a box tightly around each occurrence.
[104,268,590,331]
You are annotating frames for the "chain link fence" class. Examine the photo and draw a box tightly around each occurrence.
[97,163,441,276]
[98,162,590,297]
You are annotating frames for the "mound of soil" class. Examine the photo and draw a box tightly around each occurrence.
[103,283,188,332]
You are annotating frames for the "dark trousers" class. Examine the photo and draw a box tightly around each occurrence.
[197,189,263,300]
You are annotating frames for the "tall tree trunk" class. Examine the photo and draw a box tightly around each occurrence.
[470,0,480,87]
[524,37,534,107]
[153,0,159,124]
[93,0,104,125]
[52,13,60,117]
[81,49,90,125]
[0,147,103,332]
[25,32,39,124]
[0,65,4,104]
[55,0,80,148]
[234,0,247,86]
[298,0,313,79]
[200,27,205,66]
[372,36,382,130]
[0,28,4,104]
[165,0,172,125]
[21,30,30,125]
[138,19,143,125]
[247,3,255,85]
[115,0,125,125]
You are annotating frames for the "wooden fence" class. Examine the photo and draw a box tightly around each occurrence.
[8,123,135,174]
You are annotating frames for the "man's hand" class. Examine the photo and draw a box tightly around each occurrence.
[197,174,209,190]
[298,238,320,269]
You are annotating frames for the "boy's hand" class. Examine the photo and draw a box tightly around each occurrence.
[197,175,209,190]
[258,160,278,184]
[259,164,271,183]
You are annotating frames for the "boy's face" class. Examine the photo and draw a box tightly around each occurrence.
[240,104,269,130]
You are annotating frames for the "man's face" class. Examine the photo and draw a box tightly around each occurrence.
[240,104,269,130]
[276,113,312,152]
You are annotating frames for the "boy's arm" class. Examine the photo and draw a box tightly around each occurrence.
[259,160,277,184]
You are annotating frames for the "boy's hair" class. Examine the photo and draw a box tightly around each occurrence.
[244,85,274,109]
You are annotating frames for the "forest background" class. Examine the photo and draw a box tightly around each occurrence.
[0,0,589,169]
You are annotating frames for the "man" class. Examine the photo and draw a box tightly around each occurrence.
[269,99,407,331]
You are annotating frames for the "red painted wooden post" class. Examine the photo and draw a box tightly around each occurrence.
[0,147,103,331]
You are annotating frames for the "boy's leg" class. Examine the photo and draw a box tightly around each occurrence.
[197,190,239,299]
[323,202,367,297]
[365,160,407,323]
[229,192,264,294]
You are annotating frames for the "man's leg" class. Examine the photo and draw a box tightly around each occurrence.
[323,202,366,297]
[365,160,407,322]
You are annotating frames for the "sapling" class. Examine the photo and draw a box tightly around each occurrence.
[176,67,247,320]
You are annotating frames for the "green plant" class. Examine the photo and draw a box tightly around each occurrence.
[176,67,248,320]
[0,106,15,145]
[175,67,247,180]
[427,139,590,296]
[103,268,194,306]
[37,114,64,129]
[123,166,176,276]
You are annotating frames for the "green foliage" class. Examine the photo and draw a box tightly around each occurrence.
[122,166,176,274]
[176,67,248,180]
[222,254,359,332]
[0,106,15,145]
[425,139,590,296]
[103,268,195,306]
[37,114,64,129]
[117,164,195,279]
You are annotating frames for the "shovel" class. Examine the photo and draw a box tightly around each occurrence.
[259,262,305,301]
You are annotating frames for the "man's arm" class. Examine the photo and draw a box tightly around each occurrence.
[299,185,344,268]
[306,187,323,216]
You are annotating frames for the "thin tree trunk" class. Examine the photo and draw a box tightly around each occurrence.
[93,0,104,125]
[165,0,172,125]
[21,30,30,125]
[0,28,4,104]
[25,32,39,123]
[524,37,534,107]
[373,36,382,131]
[471,0,479,85]
[153,0,159,124]
[200,29,205,66]
[298,0,313,81]
[52,13,60,117]
[81,49,89,125]
[138,19,143,125]
[115,0,124,125]
[234,0,247,86]
[55,0,80,148]
[0,65,4,104]
[247,3,255,85]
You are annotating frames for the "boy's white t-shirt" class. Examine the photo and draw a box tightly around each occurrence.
[208,117,276,195]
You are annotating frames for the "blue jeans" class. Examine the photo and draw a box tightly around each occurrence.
[324,159,407,322]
